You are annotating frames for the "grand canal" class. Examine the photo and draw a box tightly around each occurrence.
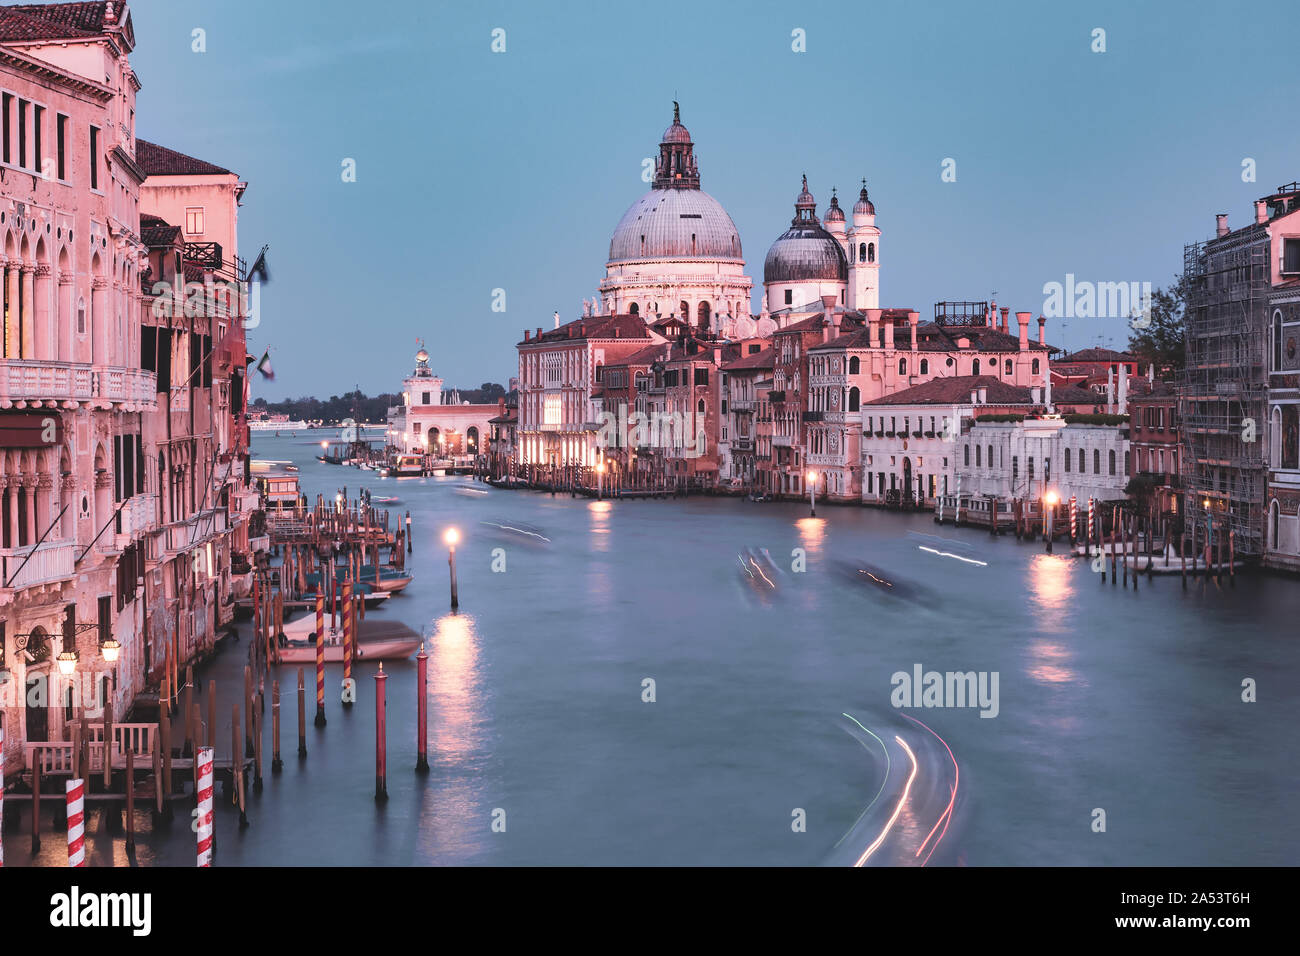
[13,429,1300,866]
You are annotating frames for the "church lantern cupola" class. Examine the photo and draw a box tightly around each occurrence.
[653,101,701,189]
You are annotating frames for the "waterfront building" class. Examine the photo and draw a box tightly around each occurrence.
[485,397,517,479]
[137,139,256,675]
[955,416,1130,511]
[1126,380,1181,519]
[660,336,735,487]
[515,313,660,477]
[1263,188,1300,568]
[861,376,1103,507]
[394,344,501,465]
[1182,188,1300,558]
[591,341,667,486]
[0,1,155,765]
[720,345,773,490]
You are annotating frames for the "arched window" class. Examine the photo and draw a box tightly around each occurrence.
[988,445,993,469]
[77,298,86,335]
[972,358,980,375]
[466,426,479,451]
[920,359,929,375]
[628,302,639,315]
[848,356,859,375]
[898,358,907,375]
[964,444,970,466]
[1108,450,1116,475]
[1065,448,1072,472]
[858,242,866,263]
[975,445,981,466]
[1032,358,1041,375]
[848,387,860,412]
[678,301,689,319]
[867,242,875,263]
[1005,359,1012,375]
[1079,448,1085,472]
[697,301,711,330]
[1093,449,1100,473]
[1274,310,1284,370]
[697,399,706,413]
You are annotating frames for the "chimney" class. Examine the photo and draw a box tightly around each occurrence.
[1118,364,1128,415]
[712,346,722,366]
[498,397,506,414]
[1044,368,1052,413]
[820,294,837,312]
[554,310,561,329]
[1016,311,1031,351]
[866,308,883,348]
[1256,200,1269,225]
[1000,307,1009,334]
[1216,213,1229,238]
[831,310,842,337]
[883,315,896,350]
[1037,315,1046,346]
[536,327,543,339]
[523,329,531,341]
[1106,366,1115,414]
[908,310,920,351]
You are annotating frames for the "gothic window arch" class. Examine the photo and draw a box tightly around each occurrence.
[848,356,859,375]
[1032,358,1041,375]
[898,358,907,375]
[848,386,859,412]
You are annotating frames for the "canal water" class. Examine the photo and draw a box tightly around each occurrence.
[12,429,1300,865]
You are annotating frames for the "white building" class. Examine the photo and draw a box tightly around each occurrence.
[956,418,1130,506]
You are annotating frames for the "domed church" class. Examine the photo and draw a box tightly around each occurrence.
[763,176,880,315]
[597,104,753,333]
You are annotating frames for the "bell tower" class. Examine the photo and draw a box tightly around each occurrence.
[848,179,880,310]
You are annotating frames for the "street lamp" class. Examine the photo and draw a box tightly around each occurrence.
[1043,490,1059,553]
[56,649,79,676]
[444,527,460,610]
[807,470,818,517]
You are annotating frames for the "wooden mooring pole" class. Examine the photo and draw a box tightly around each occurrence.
[272,680,283,772]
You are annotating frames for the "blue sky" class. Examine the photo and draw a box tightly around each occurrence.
[127,0,1300,401]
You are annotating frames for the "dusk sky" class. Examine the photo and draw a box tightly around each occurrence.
[127,0,1300,402]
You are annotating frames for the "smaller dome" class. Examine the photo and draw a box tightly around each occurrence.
[853,180,875,216]
[662,100,692,143]
[824,188,844,223]
[415,347,429,363]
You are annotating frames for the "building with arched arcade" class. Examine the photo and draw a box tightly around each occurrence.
[394,345,499,461]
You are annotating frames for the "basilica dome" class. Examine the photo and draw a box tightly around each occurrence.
[608,187,743,262]
[763,176,848,284]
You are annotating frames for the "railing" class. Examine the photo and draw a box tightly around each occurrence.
[802,411,825,422]
[730,398,755,411]
[184,241,223,269]
[1,539,75,590]
[115,493,156,539]
[93,366,157,405]
[23,723,157,773]
[0,358,93,403]
[164,509,228,553]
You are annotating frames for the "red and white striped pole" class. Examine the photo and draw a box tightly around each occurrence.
[315,593,327,727]
[1068,495,1077,544]
[66,778,85,867]
[342,578,354,707]
[1087,496,1095,543]
[196,746,214,867]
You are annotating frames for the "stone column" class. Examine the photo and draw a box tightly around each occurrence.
[2,259,14,358]
[57,272,73,362]
[60,473,76,540]
[25,474,41,544]
[21,264,35,359]
[7,477,21,547]
[91,276,109,366]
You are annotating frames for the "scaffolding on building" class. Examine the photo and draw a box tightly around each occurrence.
[1179,232,1270,555]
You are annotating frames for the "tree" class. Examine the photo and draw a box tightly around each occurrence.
[1127,275,1187,379]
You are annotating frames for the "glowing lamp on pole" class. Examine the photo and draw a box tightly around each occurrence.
[1044,490,1059,552]
[807,470,818,517]
[444,527,460,610]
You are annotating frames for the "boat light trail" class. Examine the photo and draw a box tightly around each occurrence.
[835,713,891,849]
[918,545,988,567]
[903,713,960,866]
[854,735,917,867]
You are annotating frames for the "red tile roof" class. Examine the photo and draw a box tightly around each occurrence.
[603,342,669,368]
[519,313,653,346]
[140,213,180,247]
[866,375,1033,406]
[1060,347,1136,363]
[136,139,233,177]
[0,2,109,40]
[722,347,775,372]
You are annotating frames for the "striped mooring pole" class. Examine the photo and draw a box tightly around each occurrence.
[1068,495,1077,543]
[314,594,327,727]
[1087,497,1095,542]
[196,747,214,867]
[342,578,354,707]
[66,778,85,867]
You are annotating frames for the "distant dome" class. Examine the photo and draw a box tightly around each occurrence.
[609,188,742,261]
[415,347,429,363]
[764,176,848,284]
[853,180,875,216]
[823,188,844,223]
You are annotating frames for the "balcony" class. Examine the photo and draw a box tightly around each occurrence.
[115,493,156,541]
[772,434,793,447]
[93,367,157,407]
[0,359,93,406]
[802,411,825,423]
[1,539,75,591]
[732,437,753,450]
[730,398,755,411]
[0,361,156,408]
[163,508,229,554]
